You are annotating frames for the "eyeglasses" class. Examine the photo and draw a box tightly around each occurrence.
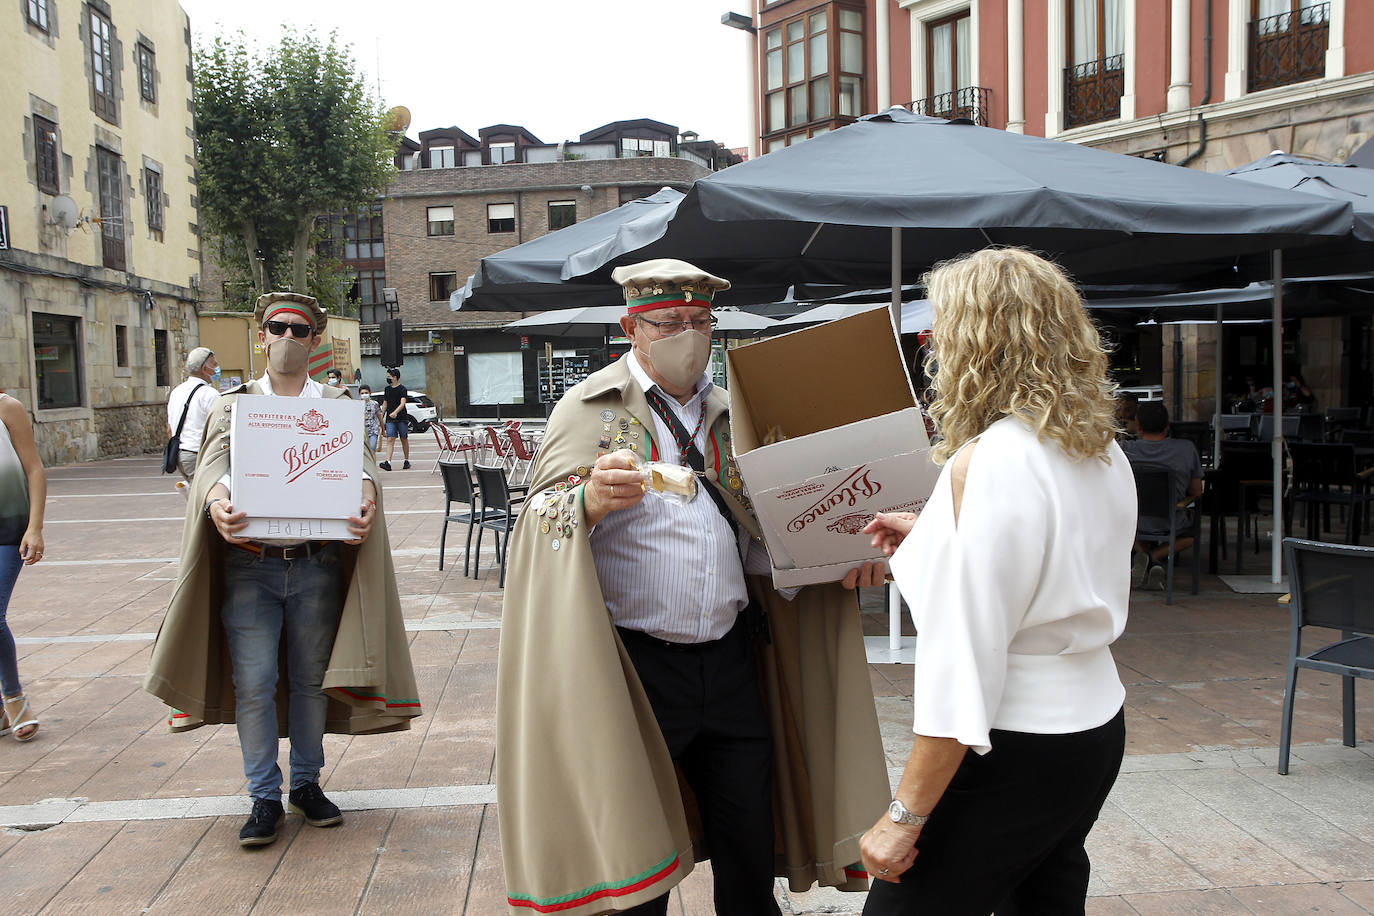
[634,315,718,335]
[263,319,314,339]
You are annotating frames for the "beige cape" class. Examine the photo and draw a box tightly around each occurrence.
[144,380,422,735]
[497,358,887,914]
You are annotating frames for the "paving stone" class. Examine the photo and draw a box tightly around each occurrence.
[1228,881,1373,914]
[41,818,211,912]
[357,807,480,914]
[1116,887,1253,914]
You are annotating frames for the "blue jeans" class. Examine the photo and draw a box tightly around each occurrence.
[221,543,341,802]
[384,419,408,439]
[0,547,23,697]
[366,431,379,453]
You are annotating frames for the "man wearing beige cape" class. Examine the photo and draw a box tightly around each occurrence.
[145,292,421,849]
[497,261,887,915]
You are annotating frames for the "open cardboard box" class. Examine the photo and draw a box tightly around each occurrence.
[727,306,941,588]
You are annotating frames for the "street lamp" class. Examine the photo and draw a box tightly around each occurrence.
[720,11,759,160]
[720,11,755,33]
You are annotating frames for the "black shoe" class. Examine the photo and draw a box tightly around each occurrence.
[288,782,343,827]
[402,460,411,470]
[239,797,285,847]
[378,461,392,471]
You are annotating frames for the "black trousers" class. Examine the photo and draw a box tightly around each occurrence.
[616,619,782,916]
[865,707,1126,916]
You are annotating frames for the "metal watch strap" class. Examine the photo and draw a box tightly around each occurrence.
[888,798,929,827]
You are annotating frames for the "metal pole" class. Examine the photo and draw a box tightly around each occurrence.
[889,226,904,655]
[1272,250,1284,584]
[1214,298,1223,469]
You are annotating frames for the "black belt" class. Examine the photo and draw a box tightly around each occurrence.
[617,613,745,653]
[232,540,333,561]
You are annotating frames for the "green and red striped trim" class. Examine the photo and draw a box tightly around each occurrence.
[508,853,680,912]
[332,687,421,709]
[626,291,715,314]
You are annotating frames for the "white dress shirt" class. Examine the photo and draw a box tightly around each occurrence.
[889,416,1136,754]
[167,377,219,453]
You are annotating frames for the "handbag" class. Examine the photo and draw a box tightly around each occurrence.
[162,384,198,474]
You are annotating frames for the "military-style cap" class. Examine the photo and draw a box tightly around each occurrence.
[253,291,326,333]
[610,259,730,314]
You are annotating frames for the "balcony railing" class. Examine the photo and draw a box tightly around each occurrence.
[1249,2,1329,92]
[1064,54,1125,129]
[908,86,990,126]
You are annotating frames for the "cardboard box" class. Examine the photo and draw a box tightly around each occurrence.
[727,306,941,587]
[231,394,364,540]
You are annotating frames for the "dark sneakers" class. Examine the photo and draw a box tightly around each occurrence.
[288,782,343,827]
[402,460,411,470]
[378,460,392,471]
[239,797,285,847]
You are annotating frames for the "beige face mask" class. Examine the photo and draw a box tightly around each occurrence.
[646,329,712,390]
[266,338,310,374]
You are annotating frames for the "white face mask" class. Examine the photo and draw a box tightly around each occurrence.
[645,329,712,390]
[266,338,310,374]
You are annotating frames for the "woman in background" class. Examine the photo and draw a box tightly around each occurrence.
[846,248,1134,914]
[360,385,382,453]
[0,392,46,741]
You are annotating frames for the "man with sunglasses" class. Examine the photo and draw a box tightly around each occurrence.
[497,260,885,915]
[145,292,422,850]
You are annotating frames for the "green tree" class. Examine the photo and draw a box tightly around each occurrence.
[195,29,395,303]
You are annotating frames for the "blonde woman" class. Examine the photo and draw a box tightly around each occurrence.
[845,248,1134,914]
[0,392,45,741]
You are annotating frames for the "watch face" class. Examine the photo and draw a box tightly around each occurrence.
[888,800,904,821]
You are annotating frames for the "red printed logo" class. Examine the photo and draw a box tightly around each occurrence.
[787,466,882,533]
[283,431,353,483]
[825,513,873,535]
[296,409,330,433]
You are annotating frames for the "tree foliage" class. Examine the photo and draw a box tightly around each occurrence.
[195,29,396,307]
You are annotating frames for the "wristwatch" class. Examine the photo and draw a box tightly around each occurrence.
[888,798,929,827]
[205,497,224,520]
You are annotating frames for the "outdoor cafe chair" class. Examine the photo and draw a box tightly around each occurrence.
[1287,442,1374,545]
[438,460,498,575]
[504,427,540,488]
[1277,537,1374,775]
[1206,441,1276,574]
[473,464,523,588]
[1132,466,1200,604]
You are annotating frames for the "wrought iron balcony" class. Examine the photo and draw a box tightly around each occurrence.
[1064,54,1124,129]
[1249,2,1329,92]
[908,86,990,126]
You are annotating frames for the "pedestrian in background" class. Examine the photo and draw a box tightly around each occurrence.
[166,347,220,482]
[0,391,45,741]
[850,248,1133,914]
[360,385,382,453]
[379,368,410,471]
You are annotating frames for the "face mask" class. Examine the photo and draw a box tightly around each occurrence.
[328,378,340,387]
[210,367,221,384]
[645,329,712,390]
[266,338,310,375]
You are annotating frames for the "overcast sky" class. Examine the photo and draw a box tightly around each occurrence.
[178,0,754,149]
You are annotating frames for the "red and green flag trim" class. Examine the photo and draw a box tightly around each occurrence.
[307,338,333,381]
[508,852,680,912]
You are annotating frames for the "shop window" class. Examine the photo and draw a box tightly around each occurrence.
[548,200,577,230]
[430,271,457,301]
[487,202,515,233]
[427,205,454,236]
[468,351,525,405]
[33,313,83,409]
[34,115,59,195]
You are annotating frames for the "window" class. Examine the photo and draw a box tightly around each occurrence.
[34,115,59,195]
[548,200,577,231]
[342,203,383,260]
[468,351,525,405]
[621,138,670,157]
[90,8,117,123]
[487,202,515,233]
[1064,0,1124,128]
[96,146,125,270]
[927,13,971,105]
[1249,0,1329,92]
[430,145,455,168]
[144,166,163,237]
[137,43,156,103]
[33,313,83,409]
[26,0,49,32]
[763,4,863,142]
[427,205,454,236]
[430,271,458,301]
[153,329,168,386]
[115,324,128,368]
[354,270,387,324]
[490,141,516,164]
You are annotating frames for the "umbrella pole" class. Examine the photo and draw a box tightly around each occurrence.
[889,227,905,657]
[1272,250,1284,585]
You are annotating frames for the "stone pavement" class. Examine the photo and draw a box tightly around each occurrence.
[0,437,1369,914]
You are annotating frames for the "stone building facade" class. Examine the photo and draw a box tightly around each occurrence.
[2,0,201,464]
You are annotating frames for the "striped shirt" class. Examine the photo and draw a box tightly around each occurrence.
[589,351,755,644]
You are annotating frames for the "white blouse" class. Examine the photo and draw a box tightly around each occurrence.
[889,416,1135,754]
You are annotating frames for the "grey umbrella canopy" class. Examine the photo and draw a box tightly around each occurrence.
[503,306,780,337]
[562,108,1353,290]
[1226,152,1374,240]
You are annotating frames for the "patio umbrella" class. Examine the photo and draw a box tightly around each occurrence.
[503,306,780,337]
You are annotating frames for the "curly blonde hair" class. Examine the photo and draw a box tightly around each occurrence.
[924,248,1117,465]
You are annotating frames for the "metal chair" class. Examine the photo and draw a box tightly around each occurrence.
[504,427,540,488]
[1206,441,1276,573]
[1131,466,1200,604]
[473,464,522,588]
[1287,442,1374,544]
[438,461,496,575]
[1277,537,1374,774]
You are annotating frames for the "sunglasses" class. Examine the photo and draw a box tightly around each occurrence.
[263,319,314,339]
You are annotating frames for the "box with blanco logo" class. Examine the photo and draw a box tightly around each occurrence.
[230,394,364,540]
[727,306,941,588]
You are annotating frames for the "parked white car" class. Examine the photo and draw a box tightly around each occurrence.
[369,389,437,433]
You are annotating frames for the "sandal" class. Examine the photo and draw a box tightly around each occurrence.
[3,695,38,742]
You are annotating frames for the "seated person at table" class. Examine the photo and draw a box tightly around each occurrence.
[1285,373,1317,412]
[1123,402,1204,589]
